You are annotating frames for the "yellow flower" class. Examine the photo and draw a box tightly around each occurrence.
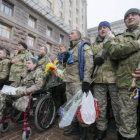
[45,63,57,74]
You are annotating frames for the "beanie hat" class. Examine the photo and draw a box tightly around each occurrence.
[98,21,111,30]
[27,57,38,63]
[18,41,28,49]
[124,8,140,20]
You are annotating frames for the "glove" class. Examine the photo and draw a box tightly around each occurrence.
[63,52,70,63]
[94,57,104,66]
[82,82,90,93]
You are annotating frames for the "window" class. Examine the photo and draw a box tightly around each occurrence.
[59,34,64,43]
[59,11,63,19]
[0,23,11,39]
[69,20,71,26]
[46,26,52,37]
[69,0,72,6]
[59,0,63,8]
[76,8,79,15]
[27,35,35,47]
[28,16,36,28]
[69,10,71,17]
[46,43,52,53]
[47,0,52,9]
[1,0,13,16]
[76,17,78,24]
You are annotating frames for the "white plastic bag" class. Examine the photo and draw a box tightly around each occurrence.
[58,89,83,128]
[77,91,99,125]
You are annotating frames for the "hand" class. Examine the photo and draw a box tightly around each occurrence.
[63,52,70,63]
[82,82,90,93]
[13,89,26,98]
[11,58,19,64]
[133,67,140,80]
[94,57,104,66]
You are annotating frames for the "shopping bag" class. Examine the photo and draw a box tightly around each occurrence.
[58,89,83,128]
[77,91,99,124]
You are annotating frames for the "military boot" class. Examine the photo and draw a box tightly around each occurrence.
[93,129,106,140]
[79,126,88,140]
[63,122,79,136]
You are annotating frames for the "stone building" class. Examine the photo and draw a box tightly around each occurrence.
[0,0,87,58]
[88,19,126,43]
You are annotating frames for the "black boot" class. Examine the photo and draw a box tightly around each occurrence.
[63,122,79,136]
[79,126,88,140]
[93,129,106,140]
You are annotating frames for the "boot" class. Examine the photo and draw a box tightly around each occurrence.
[79,126,88,140]
[63,122,79,136]
[93,129,106,140]
[117,132,135,140]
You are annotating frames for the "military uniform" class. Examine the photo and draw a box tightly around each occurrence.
[0,57,10,85]
[9,50,32,82]
[38,54,50,71]
[91,35,119,131]
[0,66,44,120]
[64,40,93,126]
[110,25,140,138]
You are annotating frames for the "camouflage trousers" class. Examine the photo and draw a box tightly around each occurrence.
[93,84,120,131]
[0,91,29,120]
[118,88,138,138]
[66,82,89,127]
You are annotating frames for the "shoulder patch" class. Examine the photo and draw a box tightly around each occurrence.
[84,45,91,50]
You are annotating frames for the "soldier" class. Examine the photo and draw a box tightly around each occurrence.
[38,46,50,71]
[110,8,140,140]
[9,42,32,82]
[0,48,11,86]
[0,57,45,120]
[63,29,93,140]
[91,21,119,140]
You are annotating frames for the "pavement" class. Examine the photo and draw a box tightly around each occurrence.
[0,119,140,140]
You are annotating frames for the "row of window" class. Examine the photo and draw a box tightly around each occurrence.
[0,0,65,43]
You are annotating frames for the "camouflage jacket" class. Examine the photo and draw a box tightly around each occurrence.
[91,35,117,84]
[9,50,32,82]
[64,40,93,83]
[110,25,140,89]
[0,57,10,81]
[38,54,50,71]
[11,66,45,94]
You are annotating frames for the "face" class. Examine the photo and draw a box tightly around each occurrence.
[59,45,67,53]
[0,50,6,58]
[125,13,140,29]
[69,30,80,41]
[17,44,25,51]
[14,49,18,55]
[39,47,46,55]
[26,60,37,70]
[98,26,110,38]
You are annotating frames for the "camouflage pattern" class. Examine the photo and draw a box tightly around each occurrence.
[0,66,45,116]
[91,35,117,84]
[0,57,10,82]
[110,25,140,138]
[93,84,120,131]
[110,25,140,89]
[118,89,138,138]
[0,92,6,120]
[9,50,32,82]
[64,40,93,83]
[38,54,50,71]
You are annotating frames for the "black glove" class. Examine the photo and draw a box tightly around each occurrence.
[94,57,104,66]
[82,82,90,93]
[63,52,70,63]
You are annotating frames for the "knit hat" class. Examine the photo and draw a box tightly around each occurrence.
[124,8,140,20]
[18,42,28,49]
[27,57,38,63]
[98,21,111,30]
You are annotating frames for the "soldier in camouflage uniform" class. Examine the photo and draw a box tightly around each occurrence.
[63,30,93,140]
[110,8,140,140]
[38,46,50,71]
[0,48,11,87]
[91,21,119,140]
[0,57,44,120]
[9,42,32,82]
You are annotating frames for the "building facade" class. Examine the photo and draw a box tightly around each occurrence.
[88,19,126,43]
[0,0,87,58]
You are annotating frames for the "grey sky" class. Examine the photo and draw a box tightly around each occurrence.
[87,0,140,29]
